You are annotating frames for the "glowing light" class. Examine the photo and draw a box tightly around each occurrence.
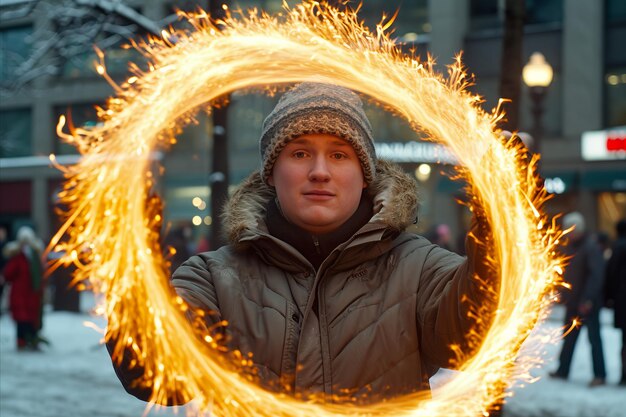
[402,32,419,42]
[418,164,431,175]
[192,197,203,207]
[415,164,432,182]
[415,163,432,182]
[203,216,212,226]
[522,53,553,88]
[192,216,202,226]
[48,2,566,416]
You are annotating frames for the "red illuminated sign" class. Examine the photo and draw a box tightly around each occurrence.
[582,128,626,161]
[606,136,626,152]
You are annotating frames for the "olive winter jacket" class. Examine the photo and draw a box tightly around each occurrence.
[169,160,494,403]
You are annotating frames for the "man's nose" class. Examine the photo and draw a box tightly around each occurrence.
[308,155,331,182]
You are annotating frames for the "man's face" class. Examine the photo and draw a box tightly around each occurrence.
[268,133,366,234]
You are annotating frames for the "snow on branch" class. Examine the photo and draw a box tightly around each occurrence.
[1,0,178,95]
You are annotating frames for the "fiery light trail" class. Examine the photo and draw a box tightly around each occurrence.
[48,2,566,416]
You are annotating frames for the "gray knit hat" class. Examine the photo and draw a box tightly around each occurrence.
[260,82,376,185]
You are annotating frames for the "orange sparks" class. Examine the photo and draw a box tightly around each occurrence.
[48,1,566,416]
[562,318,581,338]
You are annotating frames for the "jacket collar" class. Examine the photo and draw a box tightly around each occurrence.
[222,159,419,247]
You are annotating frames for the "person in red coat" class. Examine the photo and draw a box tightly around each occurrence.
[2,226,46,351]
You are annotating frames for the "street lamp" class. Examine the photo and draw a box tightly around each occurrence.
[522,52,553,157]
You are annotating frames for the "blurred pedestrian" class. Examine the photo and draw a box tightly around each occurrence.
[551,212,607,386]
[2,226,48,351]
[605,218,626,386]
[596,231,612,260]
[0,225,8,316]
[196,234,210,253]
[425,223,453,251]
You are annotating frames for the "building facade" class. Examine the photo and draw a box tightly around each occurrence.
[1,0,625,249]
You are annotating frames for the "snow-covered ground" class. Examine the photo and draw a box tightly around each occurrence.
[0,292,624,417]
[501,306,625,417]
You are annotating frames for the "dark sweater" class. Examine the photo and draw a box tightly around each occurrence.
[265,194,373,270]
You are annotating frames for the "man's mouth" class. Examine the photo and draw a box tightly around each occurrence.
[304,190,335,196]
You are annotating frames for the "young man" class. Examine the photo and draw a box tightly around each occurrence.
[110,82,495,404]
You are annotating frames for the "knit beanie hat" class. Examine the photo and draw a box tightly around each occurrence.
[260,82,376,185]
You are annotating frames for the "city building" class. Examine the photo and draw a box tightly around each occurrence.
[1,0,625,250]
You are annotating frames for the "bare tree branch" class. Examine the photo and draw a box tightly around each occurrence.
[1,0,180,95]
[0,0,37,21]
[75,0,162,36]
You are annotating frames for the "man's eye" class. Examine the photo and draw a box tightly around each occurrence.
[331,153,347,160]
[293,151,307,159]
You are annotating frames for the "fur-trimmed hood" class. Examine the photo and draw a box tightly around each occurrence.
[222,159,419,245]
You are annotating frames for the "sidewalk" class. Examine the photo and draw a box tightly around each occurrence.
[502,305,624,417]
[0,294,623,417]
[0,293,190,417]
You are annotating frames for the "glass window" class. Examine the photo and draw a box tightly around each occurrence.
[607,0,626,24]
[53,104,102,155]
[61,45,143,79]
[604,0,626,127]
[230,1,309,15]
[469,0,563,30]
[353,0,430,38]
[0,25,33,83]
[470,0,500,30]
[57,6,149,78]
[231,1,429,37]
[171,111,211,154]
[364,103,423,144]
[0,109,32,158]
[228,92,273,153]
[525,0,563,25]
[605,68,626,127]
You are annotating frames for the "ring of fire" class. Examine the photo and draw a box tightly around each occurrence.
[50,2,564,416]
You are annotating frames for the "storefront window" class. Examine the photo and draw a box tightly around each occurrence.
[0,25,33,83]
[0,109,32,158]
[598,191,626,239]
[162,176,212,251]
[163,177,211,222]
